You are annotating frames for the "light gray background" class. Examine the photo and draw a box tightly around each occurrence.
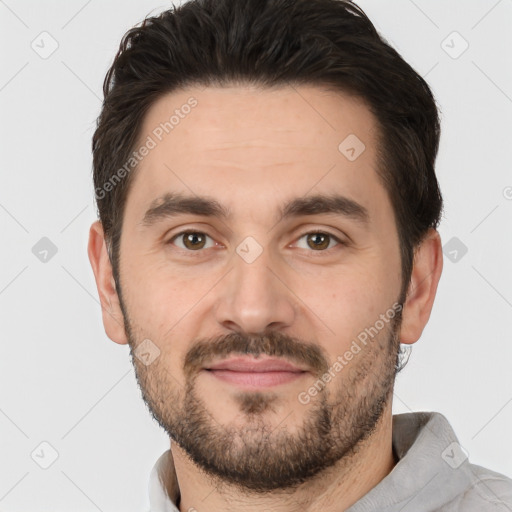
[1,0,511,510]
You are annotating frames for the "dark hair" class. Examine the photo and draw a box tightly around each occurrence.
[92,0,443,296]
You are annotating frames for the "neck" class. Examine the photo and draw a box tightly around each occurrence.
[170,403,396,512]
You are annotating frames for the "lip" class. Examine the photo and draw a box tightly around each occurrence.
[206,356,305,373]
[204,356,308,389]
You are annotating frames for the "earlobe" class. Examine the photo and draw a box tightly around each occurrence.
[399,228,443,345]
[87,221,128,345]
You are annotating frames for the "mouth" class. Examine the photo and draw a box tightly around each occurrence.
[204,355,308,389]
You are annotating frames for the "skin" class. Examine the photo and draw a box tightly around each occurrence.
[88,84,443,512]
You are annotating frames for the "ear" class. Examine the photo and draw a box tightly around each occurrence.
[87,221,128,345]
[400,228,443,344]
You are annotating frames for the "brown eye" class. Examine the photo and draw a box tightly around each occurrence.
[173,232,213,250]
[184,232,205,249]
[306,232,331,250]
[294,231,342,252]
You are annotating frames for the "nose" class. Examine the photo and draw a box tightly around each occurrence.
[214,243,296,335]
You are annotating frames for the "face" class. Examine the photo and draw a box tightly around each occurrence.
[115,85,405,491]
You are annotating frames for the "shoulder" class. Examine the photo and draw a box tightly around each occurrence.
[445,463,512,510]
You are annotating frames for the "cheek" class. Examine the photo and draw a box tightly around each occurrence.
[123,257,198,316]
[121,261,219,358]
[123,277,194,382]
[302,264,396,356]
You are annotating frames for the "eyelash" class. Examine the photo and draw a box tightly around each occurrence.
[167,230,347,254]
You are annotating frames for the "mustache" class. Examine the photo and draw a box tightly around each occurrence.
[183,331,329,379]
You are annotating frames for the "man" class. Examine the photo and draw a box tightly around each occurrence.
[87,0,512,510]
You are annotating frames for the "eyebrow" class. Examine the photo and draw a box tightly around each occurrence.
[141,192,370,227]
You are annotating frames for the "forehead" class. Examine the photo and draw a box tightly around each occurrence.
[126,84,389,224]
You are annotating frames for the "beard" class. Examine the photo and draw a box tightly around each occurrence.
[122,299,404,493]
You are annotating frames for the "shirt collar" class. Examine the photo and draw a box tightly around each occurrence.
[148,449,180,512]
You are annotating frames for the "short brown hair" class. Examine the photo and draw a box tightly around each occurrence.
[92,0,443,295]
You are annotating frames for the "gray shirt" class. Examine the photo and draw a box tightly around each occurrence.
[148,411,512,511]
